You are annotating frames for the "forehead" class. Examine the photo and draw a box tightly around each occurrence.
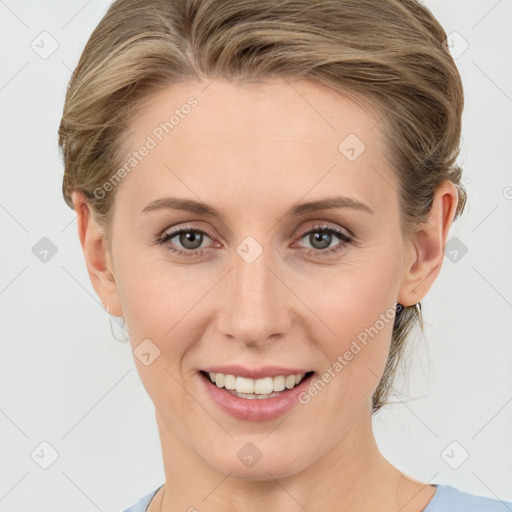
[117,78,398,216]
[129,77,382,147]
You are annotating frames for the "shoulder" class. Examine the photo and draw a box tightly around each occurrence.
[121,483,512,512]
[426,484,512,512]
[121,485,163,512]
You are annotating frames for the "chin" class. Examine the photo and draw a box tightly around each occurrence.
[204,446,312,481]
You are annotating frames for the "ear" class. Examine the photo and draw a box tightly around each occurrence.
[398,180,459,306]
[71,191,123,317]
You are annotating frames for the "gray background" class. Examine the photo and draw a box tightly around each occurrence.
[0,0,511,510]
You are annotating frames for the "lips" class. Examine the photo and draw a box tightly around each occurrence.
[198,367,316,421]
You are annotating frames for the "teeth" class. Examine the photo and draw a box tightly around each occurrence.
[207,372,307,395]
[224,374,236,390]
[273,375,286,391]
[254,377,273,395]
[236,376,254,394]
[285,375,296,389]
[215,373,225,388]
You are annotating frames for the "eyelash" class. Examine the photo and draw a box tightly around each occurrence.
[155,224,353,259]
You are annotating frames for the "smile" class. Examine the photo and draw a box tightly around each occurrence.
[199,369,315,421]
[205,371,311,399]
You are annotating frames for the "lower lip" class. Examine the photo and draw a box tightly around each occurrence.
[199,372,315,422]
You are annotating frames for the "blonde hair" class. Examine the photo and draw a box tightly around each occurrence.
[59,0,466,414]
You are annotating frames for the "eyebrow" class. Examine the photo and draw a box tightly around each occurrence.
[141,195,373,218]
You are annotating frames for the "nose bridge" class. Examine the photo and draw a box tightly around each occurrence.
[218,237,290,345]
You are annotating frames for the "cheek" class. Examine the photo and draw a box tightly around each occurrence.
[295,261,398,344]
[113,250,218,366]
[294,255,401,399]
[114,261,207,415]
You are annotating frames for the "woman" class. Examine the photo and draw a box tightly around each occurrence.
[58,0,512,510]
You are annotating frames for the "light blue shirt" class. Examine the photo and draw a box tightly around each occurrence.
[122,483,512,511]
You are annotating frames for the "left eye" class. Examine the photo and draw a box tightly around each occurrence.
[300,226,351,249]
[296,225,352,256]
[156,224,352,257]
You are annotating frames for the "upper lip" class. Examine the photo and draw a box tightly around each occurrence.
[201,365,312,379]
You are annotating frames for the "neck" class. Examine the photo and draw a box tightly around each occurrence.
[151,406,435,512]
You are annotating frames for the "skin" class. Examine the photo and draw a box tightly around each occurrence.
[73,78,458,511]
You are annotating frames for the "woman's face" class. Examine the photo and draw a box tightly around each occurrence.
[104,78,419,479]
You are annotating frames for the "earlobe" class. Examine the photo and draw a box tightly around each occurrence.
[71,191,123,317]
[398,180,459,306]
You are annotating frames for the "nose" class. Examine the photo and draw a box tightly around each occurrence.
[216,244,292,348]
